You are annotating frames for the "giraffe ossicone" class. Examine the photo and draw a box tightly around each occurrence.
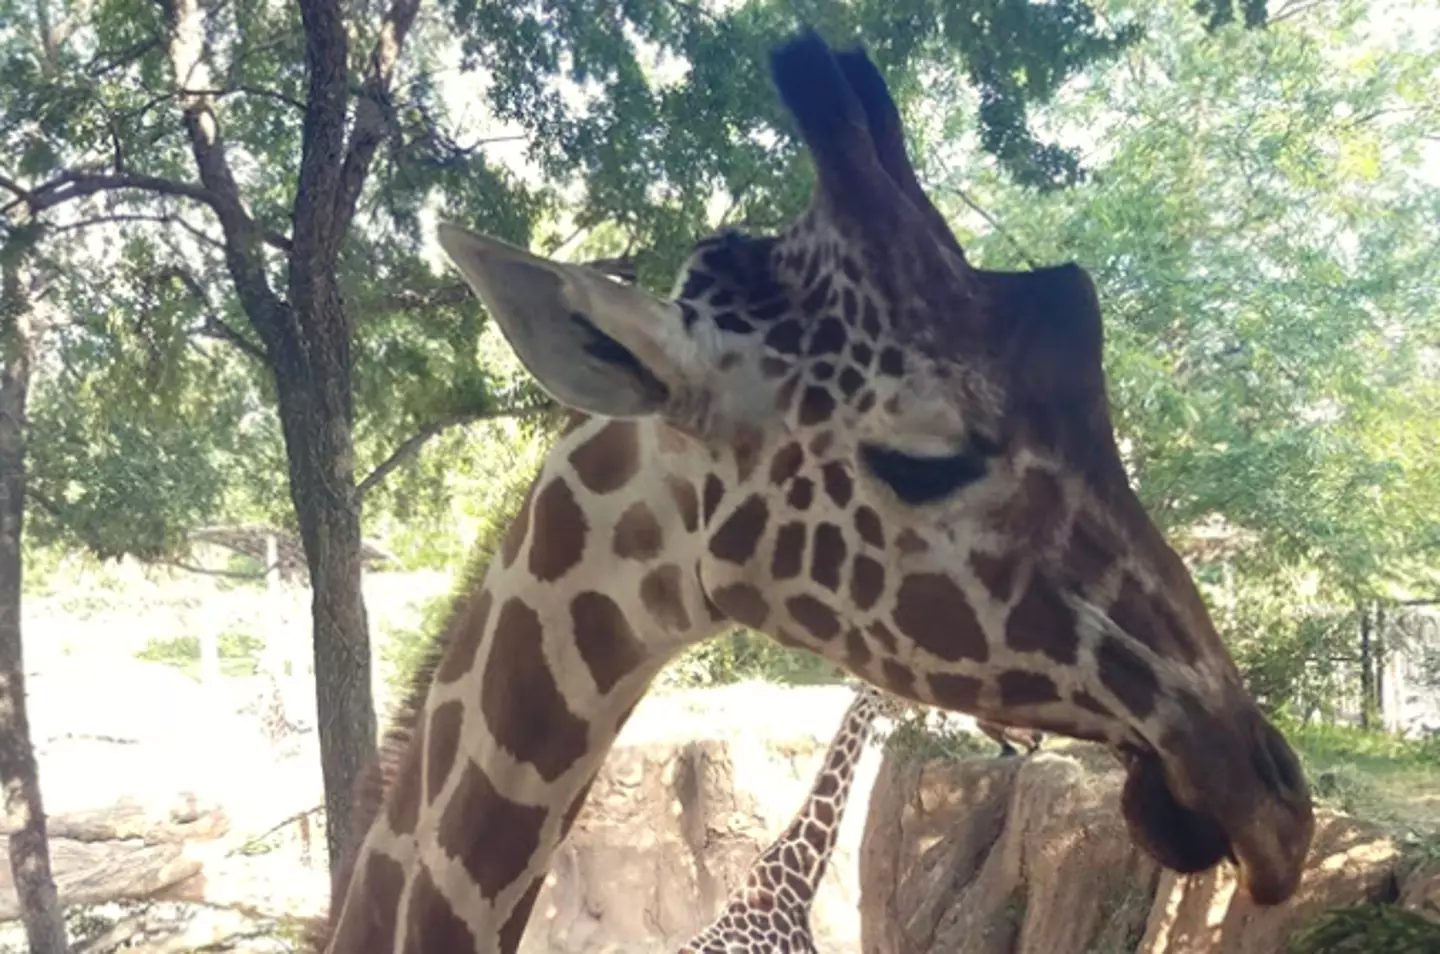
[678,683,900,954]
[319,26,1313,954]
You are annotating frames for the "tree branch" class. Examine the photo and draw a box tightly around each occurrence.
[940,185,1041,270]
[153,265,270,362]
[354,401,557,502]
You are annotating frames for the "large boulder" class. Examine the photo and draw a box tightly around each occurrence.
[860,747,1433,954]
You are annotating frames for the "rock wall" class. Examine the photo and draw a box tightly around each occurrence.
[860,749,1439,954]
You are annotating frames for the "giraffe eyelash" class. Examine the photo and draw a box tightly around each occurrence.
[859,442,991,505]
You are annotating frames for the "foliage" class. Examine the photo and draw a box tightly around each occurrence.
[135,628,265,680]
[1286,904,1440,954]
[658,629,843,690]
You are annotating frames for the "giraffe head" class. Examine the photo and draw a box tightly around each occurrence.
[436,30,1312,904]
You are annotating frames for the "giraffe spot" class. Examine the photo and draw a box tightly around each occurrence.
[851,342,873,367]
[845,626,872,667]
[821,462,853,507]
[808,430,834,457]
[814,772,840,798]
[500,481,537,569]
[385,733,423,836]
[573,591,646,693]
[667,476,699,532]
[1109,575,1198,663]
[404,861,474,952]
[798,386,836,425]
[786,595,841,641]
[425,701,465,804]
[761,356,791,378]
[807,317,847,355]
[1006,576,1080,665]
[711,287,736,308]
[568,420,640,495]
[803,820,828,852]
[657,423,692,455]
[838,366,864,398]
[998,670,1062,707]
[787,477,815,511]
[752,297,790,322]
[801,275,831,313]
[328,851,404,954]
[857,391,877,413]
[710,584,769,627]
[709,494,770,564]
[850,556,885,611]
[436,759,546,900]
[928,672,983,710]
[500,877,546,954]
[679,301,700,330]
[703,474,725,523]
[776,374,801,413]
[841,256,862,284]
[769,442,804,485]
[810,523,846,591]
[971,552,1018,602]
[1064,510,1119,585]
[861,298,882,338]
[772,522,806,580]
[641,564,692,632]
[815,798,837,827]
[482,599,590,781]
[893,574,989,662]
[868,620,898,652]
[882,659,915,694]
[811,361,835,381]
[715,312,753,335]
[733,424,764,483]
[765,320,803,354]
[878,347,904,376]
[895,529,928,554]
[853,507,884,548]
[560,777,596,839]
[991,468,1065,549]
[1098,636,1159,718]
[1074,690,1114,718]
[612,502,664,561]
[842,287,858,324]
[434,589,493,684]
[528,478,589,583]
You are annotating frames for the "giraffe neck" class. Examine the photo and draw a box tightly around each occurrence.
[752,689,882,899]
[326,415,725,954]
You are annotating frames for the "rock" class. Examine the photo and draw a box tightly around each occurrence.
[0,840,200,922]
[860,747,1425,954]
[0,798,229,845]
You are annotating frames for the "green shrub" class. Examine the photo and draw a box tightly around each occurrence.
[135,629,264,679]
[1286,904,1440,953]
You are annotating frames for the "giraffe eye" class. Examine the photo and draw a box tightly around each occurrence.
[860,443,990,505]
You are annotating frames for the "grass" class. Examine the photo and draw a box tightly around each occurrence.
[135,629,266,680]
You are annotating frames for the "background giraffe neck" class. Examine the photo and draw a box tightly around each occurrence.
[754,689,883,895]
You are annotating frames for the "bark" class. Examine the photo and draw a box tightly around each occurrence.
[0,265,67,953]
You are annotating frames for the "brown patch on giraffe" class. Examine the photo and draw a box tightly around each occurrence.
[1065,509,1120,585]
[718,350,743,371]
[1074,690,1115,718]
[1006,575,1080,665]
[1109,574,1199,664]
[798,386,836,425]
[434,589,493,684]
[404,861,474,952]
[385,737,423,836]
[710,584,769,627]
[769,442,804,485]
[500,481,536,569]
[845,626,872,667]
[803,820,828,852]
[970,552,1017,603]
[772,522,806,580]
[667,476,699,532]
[849,555,885,610]
[853,506,884,548]
[703,474,725,523]
[500,877,546,954]
[808,430,834,457]
[881,658,914,695]
[657,422,692,455]
[437,759,547,900]
[895,529,928,554]
[483,599,590,781]
[1098,636,1159,718]
[857,390,877,413]
[613,502,664,561]
[761,356,791,378]
[991,468,1065,549]
[733,423,765,483]
[328,851,405,953]
[814,797,837,827]
[528,478,589,583]
[775,374,801,413]
[560,776,596,839]
[893,574,989,662]
[786,595,841,640]
[868,620,898,653]
[998,670,1062,707]
[425,701,464,804]
[641,564,692,632]
[568,420,640,494]
[709,494,770,564]
[572,591,647,693]
[787,477,815,510]
[810,523,846,591]
[928,673,983,710]
[821,462,852,507]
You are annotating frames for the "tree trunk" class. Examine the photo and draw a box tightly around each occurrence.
[269,288,376,882]
[0,265,68,954]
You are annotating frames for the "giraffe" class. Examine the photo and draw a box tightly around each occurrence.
[678,683,902,954]
[316,28,1315,954]
[975,718,1043,757]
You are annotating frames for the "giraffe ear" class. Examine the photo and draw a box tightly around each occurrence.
[436,223,699,419]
